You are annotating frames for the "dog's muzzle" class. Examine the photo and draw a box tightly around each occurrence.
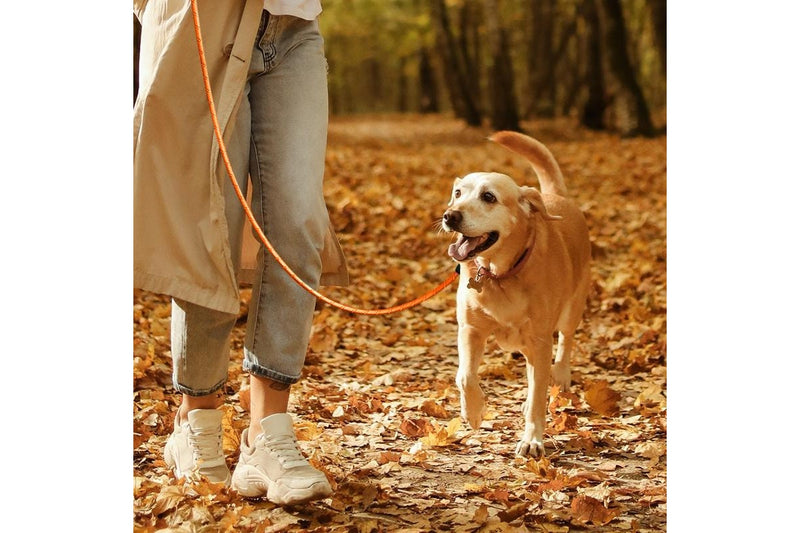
[442,209,462,232]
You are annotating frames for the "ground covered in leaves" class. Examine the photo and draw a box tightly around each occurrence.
[134,115,666,532]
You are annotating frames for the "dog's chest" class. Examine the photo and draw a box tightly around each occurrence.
[472,288,535,351]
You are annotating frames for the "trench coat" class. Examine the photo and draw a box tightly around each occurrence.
[134,0,348,315]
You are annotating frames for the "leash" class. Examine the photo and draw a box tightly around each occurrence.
[189,0,458,316]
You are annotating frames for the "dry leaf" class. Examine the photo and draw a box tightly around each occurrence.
[498,502,528,522]
[584,379,621,416]
[151,485,185,516]
[294,420,323,441]
[399,417,434,438]
[420,399,449,418]
[471,504,489,525]
[570,494,621,526]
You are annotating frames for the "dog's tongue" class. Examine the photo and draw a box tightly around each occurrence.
[448,235,482,261]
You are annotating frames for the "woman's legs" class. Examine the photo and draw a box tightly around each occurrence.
[228,14,333,503]
[243,13,330,442]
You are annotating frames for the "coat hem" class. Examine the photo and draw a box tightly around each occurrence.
[134,269,240,315]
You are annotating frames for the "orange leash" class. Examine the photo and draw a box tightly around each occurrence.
[189,0,458,315]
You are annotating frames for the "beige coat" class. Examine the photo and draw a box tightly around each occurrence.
[134,0,348,314]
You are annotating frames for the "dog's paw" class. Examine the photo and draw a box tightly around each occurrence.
[515,437,545,458]
[459,389,486,430]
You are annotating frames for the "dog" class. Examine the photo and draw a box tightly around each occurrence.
[441,131,591,458]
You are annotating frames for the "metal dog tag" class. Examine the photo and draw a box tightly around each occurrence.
[467,276,484,293]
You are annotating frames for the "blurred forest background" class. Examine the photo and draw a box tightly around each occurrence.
[133,0,666,138]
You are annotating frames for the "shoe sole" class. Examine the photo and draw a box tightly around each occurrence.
[231,465,332,505]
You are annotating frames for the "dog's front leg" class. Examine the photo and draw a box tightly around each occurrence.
[516,339,551,458]
[456,324,489,429]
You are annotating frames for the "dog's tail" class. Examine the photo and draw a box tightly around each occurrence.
[489,131,568,197]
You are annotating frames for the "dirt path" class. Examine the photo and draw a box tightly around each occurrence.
[134,115,666,532]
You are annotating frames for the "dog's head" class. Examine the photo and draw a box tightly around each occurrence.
[442,172,560,262]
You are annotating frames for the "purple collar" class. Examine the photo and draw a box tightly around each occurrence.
[467,245,532,292]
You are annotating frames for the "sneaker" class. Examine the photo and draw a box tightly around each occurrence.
[231,413,332,505]
[164,408,231,485]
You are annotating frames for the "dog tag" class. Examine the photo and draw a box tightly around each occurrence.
[467,276,484,293]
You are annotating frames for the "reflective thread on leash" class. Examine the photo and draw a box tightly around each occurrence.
[189,0,458,316]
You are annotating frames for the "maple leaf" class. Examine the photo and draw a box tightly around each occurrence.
[420,417,461,446]
[498,502,529,522]
[570,494,621,526]
[470,504,489,527]
[584,379,621,416]
[550,411,578,433]
[420,399,449,418]
[151,485,185,516]
[294,420,323,441]
[399,417,435,438]
[634,383,666,415]
[378,451,401,464]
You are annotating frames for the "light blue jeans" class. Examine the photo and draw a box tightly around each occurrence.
[171,12,329,395]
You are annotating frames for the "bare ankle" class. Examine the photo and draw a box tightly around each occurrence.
[178,392,221,424]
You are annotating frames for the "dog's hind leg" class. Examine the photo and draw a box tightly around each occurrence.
[516,336,552,458]
[456,324,489,429]
[551,331,573,391]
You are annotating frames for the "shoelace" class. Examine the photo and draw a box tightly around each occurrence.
[262,434,309,469]
[188,425,226,468]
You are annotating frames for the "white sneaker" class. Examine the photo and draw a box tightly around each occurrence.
[231,413,332,505]
[164,408,231,485]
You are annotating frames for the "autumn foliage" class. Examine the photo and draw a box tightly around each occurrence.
[134,115,666,531]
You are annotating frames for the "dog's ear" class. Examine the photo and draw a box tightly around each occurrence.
[521,186,562,221]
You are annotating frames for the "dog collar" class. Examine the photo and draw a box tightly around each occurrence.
[467,246,532,292]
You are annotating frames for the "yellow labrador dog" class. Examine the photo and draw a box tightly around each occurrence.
[442,131,591,458]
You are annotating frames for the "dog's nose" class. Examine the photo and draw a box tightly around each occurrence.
[443,209,462,229]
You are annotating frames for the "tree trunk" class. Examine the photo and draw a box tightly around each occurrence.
[397,56,409,113]
[367,58,382,111]
[458,0,482,113]
[527,0,557,118]
[648,0,667,78]
[595,0,655,137]
[580,0,606,130]
[483,0,520,131]
[430,0,482,126]
[418,48,439,113]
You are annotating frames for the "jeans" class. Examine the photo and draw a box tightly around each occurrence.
[171,12,329,395]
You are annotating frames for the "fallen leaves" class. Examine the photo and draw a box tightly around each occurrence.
[570,494,621,526]
[133,115,666,531]
[420,417,462,447]
[584,379,622,417]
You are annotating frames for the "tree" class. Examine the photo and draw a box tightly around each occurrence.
[418,48,440,113]
[648,0,666,79]
[483,0,520,131]
[430,0,482,126]
[580,0,607,130]
[528,0,556,118]
[595,0,655,137]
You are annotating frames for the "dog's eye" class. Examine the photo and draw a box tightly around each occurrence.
[481,192,497,203]
[454,189,461,199]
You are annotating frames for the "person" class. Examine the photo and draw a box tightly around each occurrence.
[133,0,348,505]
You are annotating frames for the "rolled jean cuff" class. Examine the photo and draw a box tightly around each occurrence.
[172,377,227,397]
[242,358,302,385]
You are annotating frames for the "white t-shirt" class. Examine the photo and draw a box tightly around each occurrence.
[263,0,322,20]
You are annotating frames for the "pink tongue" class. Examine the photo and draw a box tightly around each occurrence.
[448,235,480,261]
